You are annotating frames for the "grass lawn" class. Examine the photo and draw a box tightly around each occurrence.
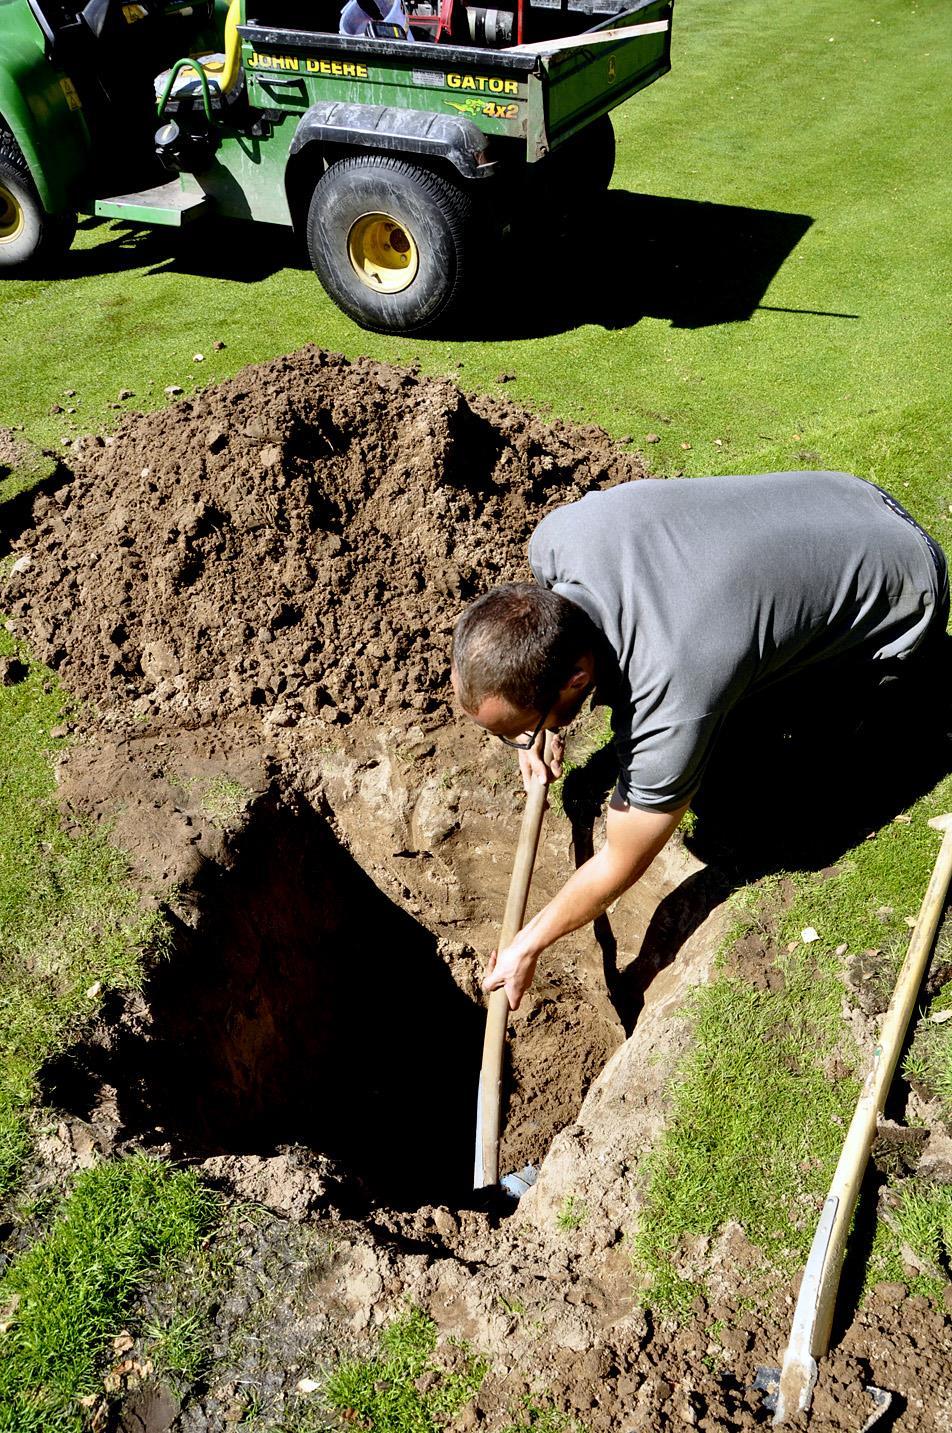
[1,0,951,1401]
[0,627,167,1195]
[0,1157,217,1433]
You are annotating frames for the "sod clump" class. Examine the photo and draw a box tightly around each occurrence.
[324,1304,487,1432]
[904,986,952,1115]
[903,918,952,1118]
[0,1155,218,1433]
[556,1196,588,1232]
[865,1182,952,1302]
[500,1398,588,1433]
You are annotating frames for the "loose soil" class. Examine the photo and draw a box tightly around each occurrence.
[4,347,635,728]
[0,425,29,474]
[3,348,951,1430]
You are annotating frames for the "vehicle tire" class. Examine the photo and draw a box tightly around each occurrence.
[567,113,616,195]
[537,114,616,208]
[0,129,77,271]
[306,154,472,334]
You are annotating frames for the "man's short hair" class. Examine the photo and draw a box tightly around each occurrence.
[452,583,594,713]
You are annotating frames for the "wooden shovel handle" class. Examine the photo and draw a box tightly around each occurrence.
[776,813,952,1422]
[813,813,952,1350]
[477,732,553,1188]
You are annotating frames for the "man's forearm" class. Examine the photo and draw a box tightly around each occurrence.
[518,841,651,958]
[482,796,686,1008]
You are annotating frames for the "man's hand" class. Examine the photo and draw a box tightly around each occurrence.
[482,928,539,1010]
[517,730,564,793]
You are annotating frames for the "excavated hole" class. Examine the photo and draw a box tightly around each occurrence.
[40,785,721,1216]
[43,793,495,1208]
[14,346,656,1212]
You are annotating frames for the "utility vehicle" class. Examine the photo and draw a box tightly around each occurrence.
[0,0,672,330]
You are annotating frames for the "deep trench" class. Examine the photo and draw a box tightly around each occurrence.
[40,778,722,1212]
[43,796,490,1208]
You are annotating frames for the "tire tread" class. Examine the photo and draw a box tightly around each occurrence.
[0,124,77,269]
[307,153,473,334]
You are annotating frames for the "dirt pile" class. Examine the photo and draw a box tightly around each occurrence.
[4,347,641,729]
[0,426,29,474]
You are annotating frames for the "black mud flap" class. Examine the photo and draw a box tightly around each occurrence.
[289,101,494,181]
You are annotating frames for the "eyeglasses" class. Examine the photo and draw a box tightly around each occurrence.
[496,703,554,751]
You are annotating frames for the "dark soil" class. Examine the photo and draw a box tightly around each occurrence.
[4,347,638,728]
[0,425,30,474]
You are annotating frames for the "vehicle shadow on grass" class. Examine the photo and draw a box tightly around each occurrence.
[18,215,309,286]
[457,190,830,339]
[12,193,827,335]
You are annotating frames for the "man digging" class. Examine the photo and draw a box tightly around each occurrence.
[451,470,950,1011]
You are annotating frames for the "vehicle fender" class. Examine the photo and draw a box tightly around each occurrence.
[0,36,89,212]
[288,101,492,182]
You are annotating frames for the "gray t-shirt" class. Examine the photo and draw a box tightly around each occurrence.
[529,471,942,812]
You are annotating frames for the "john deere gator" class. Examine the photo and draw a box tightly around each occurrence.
[0,0,672,330]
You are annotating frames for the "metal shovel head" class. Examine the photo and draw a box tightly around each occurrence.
[753,1365,780,1413]
[500,1164,537,1200]
[754,1368,893,1430]
[860,1388,893,1433]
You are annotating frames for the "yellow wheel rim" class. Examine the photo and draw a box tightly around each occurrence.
[347,212,419,294]
[0,183,24,245]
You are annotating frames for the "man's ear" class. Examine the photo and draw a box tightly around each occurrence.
[563,651,595,694]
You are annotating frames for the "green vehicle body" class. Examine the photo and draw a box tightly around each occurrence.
[0,0,671,326]
[0,0,670,218]
[0,0,233,211]
[0,0,88,212]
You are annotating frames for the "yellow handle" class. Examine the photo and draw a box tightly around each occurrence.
[219,0,242,96]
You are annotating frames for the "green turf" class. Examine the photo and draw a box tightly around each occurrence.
[0,628,168,1195]
[0,1156,217,1433]
[324,1305,488,1432]
[630,912,859,1314]
[632,776,952,1312]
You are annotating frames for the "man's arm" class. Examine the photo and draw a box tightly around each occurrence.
[482,791,689,1010]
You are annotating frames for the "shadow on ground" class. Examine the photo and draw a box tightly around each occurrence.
[456,190,822,339]
[11,215,308,286]
[563,745,733,1036]
[41,794,485,1209]
[12,192,824,338]
[688,637,952,880]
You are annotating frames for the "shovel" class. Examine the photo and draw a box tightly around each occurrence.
[768,812,952,1424]
[474,732,553,1192]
